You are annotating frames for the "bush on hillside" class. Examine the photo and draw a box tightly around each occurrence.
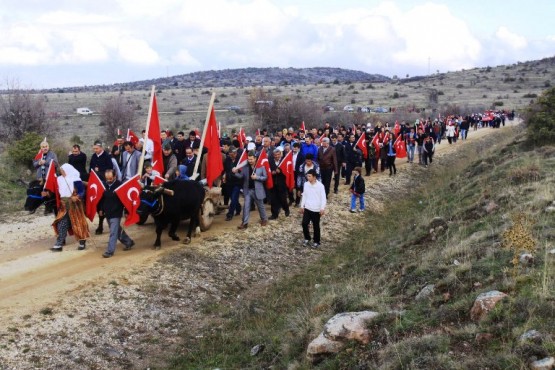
[8,132,44,168]
[525,87,555,145]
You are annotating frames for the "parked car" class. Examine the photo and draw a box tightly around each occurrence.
[323,105,335,112]
[372,107,389,113]
[360,107,370,113]
[76,107,93,115]
[343,105,354,112]
[227,106,241,112]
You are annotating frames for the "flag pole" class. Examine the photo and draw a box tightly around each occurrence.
[137,85,156,177]
[191,92,216,180]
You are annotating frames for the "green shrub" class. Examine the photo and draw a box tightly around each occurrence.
[525,87,555,145]
[8,132,44,168]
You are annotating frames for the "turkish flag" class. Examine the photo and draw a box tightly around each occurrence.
[153,175,167,186]
[148,94,164,175]
[204,106,224,188]
[85,170,105,222]
[371,133,380,158]
[235,149,248,169]
[300,121,306,132]
[112,129,122,147]
[318,133,327,144]
[256,128,261,136]
[278,150,295,191]
[394,135,407,158]
[238,127,246,149]
[34,149,43,161]
[255,149,273,189]
[43,162,60,208]
[127,129,140,146]
[114,174,142,226]
[356,133,368,159]
[394,121,401,138]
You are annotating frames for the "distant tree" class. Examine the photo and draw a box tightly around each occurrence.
[0,81,48,142]
[100,95,137,141]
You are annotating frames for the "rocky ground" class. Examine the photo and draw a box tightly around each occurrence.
[0,125,510,369]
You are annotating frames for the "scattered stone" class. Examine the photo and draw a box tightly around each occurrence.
[323,311,379,344]
[442,292,451,302]
[453,259,461,266]
[470,290,508,321]
[520,253,535,266]
[545,206,555,213]
[549,249,555,255]
[250,344,265,356]
[530,357,555,370]
[415,284,435,301]
[485,201,498,214]
[520,330,543,343]
[306,333,345,362]
[473,282,482,288]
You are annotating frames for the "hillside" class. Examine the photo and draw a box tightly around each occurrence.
[39,67,391,93]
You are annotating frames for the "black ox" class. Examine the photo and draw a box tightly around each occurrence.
[137,180,205,248]
[24,180,57,215]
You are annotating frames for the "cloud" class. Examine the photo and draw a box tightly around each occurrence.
[171,49,201,67]
[495,26,527,49]
[118,38,159,64]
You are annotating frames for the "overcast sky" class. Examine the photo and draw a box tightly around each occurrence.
[1,0,553,89]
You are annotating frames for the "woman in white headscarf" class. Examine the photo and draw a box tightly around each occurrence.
[51,163,90,251]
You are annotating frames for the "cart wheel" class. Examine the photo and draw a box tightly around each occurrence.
[199,198,215,231]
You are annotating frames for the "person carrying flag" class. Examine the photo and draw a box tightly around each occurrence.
[234,151,268,230]
[51,164,89,252]
[98,169,135,258]
[223,146,243,221]
[268,148,291,219]
[33,139,59,183]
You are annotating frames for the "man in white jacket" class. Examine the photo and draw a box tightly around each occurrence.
[300,169,327,248]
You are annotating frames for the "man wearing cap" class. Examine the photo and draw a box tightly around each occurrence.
[89,141,113,181]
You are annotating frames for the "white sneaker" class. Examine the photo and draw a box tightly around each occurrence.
[302,240,310,247]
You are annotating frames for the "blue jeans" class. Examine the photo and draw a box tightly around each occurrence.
[350,193,365,211]
[106,217,133,254]
[407,145,415,162]
[226,185,242,217]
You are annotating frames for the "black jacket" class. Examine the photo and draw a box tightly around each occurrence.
[90,151,113,180]
[350,174,365,194]
[99,179,124,219]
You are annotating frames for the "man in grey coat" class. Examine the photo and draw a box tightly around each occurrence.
[120,141,142,181]
[233,151,268,229]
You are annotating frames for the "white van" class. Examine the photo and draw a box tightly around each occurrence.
[76,107,93,115]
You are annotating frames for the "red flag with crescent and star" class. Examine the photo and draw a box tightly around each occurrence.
[204,106,224,188]
[356,133,368,159]
[300,121,306,132]
[278,150,295,191]
[43,161,60,208]
[254,149,273,189]
[238,127,247,149]
[126,129,140,146]
[394,135,407,159]
[371,133,380,158]
[85,169,105,222]
[114,174,142,226]
[148,94,164,175]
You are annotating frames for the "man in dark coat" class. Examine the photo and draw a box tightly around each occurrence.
[68,144,88,181]
[268,148,290,219]
[89,141,113,181]
[317,137,337,198]
[330,134,345,194]
[98,169,134,258]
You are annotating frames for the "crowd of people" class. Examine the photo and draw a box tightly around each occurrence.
[31,110,509,254]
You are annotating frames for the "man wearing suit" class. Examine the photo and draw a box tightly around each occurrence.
[121,141,142,181]
[233,151,268,229]
[181,147,197,178]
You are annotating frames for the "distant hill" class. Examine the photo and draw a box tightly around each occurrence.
[43,67,390,93]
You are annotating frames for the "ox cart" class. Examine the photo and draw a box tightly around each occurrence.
[199,185,227,231]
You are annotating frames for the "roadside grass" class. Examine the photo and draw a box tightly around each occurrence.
[166,126,554,369]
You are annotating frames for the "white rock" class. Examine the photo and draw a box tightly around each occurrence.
[470,290,508,321]
[530,357,554,370]
[519,329,542,343]
[306,332,345,360]
[415,284,435,301]
[519,253,534,266]
[323,311,379,344]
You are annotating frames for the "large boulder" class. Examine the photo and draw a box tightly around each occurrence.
[307,311,379,362]
[470,290,508,321]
